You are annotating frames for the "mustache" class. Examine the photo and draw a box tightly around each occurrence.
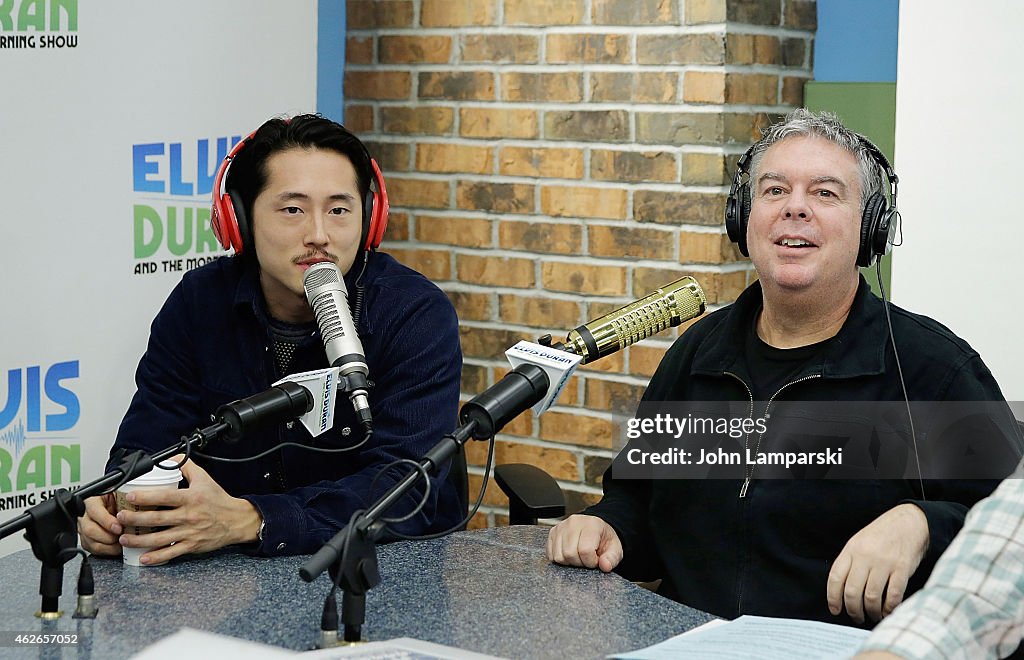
[292,250,340,264]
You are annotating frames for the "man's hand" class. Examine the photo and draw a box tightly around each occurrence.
[547,514,623,572]
[827,503,929,624]
[116,458,262,565]
[78,493,123,556]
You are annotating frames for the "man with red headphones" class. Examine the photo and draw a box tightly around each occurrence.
[547,109,1022,629]
[77,114,464,562]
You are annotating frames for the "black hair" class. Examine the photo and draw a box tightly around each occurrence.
[226,114,373,228]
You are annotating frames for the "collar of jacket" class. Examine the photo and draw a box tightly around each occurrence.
[691,275,890,381]
[232,258,268,322]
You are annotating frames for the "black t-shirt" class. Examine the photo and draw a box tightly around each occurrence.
[267,316,317,377]
[744,311,833,401]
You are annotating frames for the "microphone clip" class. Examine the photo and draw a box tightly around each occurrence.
[274,368,373,435]
[505,341,582,415]
[337,371,370,396]
[275,368,340,438]
[536,334,568,352]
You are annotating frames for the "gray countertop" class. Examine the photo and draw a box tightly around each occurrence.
[0,526,712,659]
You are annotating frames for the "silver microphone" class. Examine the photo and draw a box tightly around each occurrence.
[302,262,372,427]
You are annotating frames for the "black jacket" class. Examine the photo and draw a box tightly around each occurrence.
[110,253,464,555]
[587,277,1022,627]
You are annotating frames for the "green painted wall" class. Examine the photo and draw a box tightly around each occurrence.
[804,81,897,296]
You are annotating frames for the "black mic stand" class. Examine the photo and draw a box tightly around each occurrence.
[300,362,550,643]
[301,418,479,643]
[0,419,232,619]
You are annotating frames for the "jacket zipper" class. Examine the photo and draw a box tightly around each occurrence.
[732,372,822,498]
[724,371,755,617]
[723,372,756,497]
[725,370,821,616]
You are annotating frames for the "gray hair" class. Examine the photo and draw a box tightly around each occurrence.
[747,108,885,212]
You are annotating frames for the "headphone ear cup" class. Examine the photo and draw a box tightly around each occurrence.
[725,191,741,244]
[874,207,897,263]
[367,191,389,250]
[212,190,244,254]
[725,183,752,257]
[363,159,390,251]
[210,131,255,255]
[725,150,753,258]
[228,190,251,255]
[737,184,751,257]
[211,192,230,250]
[858,192,887,268]
[361,187,376,251]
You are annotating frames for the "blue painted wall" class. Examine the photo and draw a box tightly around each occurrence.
[317,0,346,122]
[814,0,898,82]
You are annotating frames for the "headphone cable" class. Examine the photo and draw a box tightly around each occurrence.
[875,258,925,501]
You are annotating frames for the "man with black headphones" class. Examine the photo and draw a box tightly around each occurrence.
[77,114,464,562]
[548,109,1021,628]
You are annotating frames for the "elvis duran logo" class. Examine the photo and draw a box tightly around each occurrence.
[0,0,78,50]
[0,360,82,507]
[131,135,242,276]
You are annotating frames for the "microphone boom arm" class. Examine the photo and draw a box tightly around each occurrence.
[0,418,232,618]
[297,276,707,643]
[0,382,312,619]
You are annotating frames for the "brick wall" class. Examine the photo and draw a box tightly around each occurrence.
[344,0,816,526]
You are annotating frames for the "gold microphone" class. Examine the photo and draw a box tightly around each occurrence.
[556,277,706,364]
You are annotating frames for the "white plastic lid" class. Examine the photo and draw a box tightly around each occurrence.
[126,461,183,488]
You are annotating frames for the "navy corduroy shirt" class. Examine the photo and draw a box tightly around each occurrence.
[109,252,463,555]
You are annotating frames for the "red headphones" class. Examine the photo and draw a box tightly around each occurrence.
[210,129,390,255]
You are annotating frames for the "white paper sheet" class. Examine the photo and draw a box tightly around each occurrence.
[613,615,870,660]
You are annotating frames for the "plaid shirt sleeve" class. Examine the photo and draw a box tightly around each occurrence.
[859,462,1024,659]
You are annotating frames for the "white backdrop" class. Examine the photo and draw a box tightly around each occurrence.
[0,0,322,556]
[894,2,1024,400]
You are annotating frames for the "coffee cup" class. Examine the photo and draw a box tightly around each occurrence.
[115,463,182,566]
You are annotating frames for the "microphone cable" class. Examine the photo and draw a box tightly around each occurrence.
[317,507,367,647]
[366,458,432,524]
[312,437,498,644]
[89,450,187,505]
[385,432,498,542]
[191,425,373,463]
[50,547,98,619]
[102,451,147,494]
[351,251,370,330]
[318,432,495,538]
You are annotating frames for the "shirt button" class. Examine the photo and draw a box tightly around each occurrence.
[276,543,287,552]
[285,421,295,429]
[341,427,351,436]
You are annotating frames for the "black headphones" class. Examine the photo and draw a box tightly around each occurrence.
[724,134,899,268]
